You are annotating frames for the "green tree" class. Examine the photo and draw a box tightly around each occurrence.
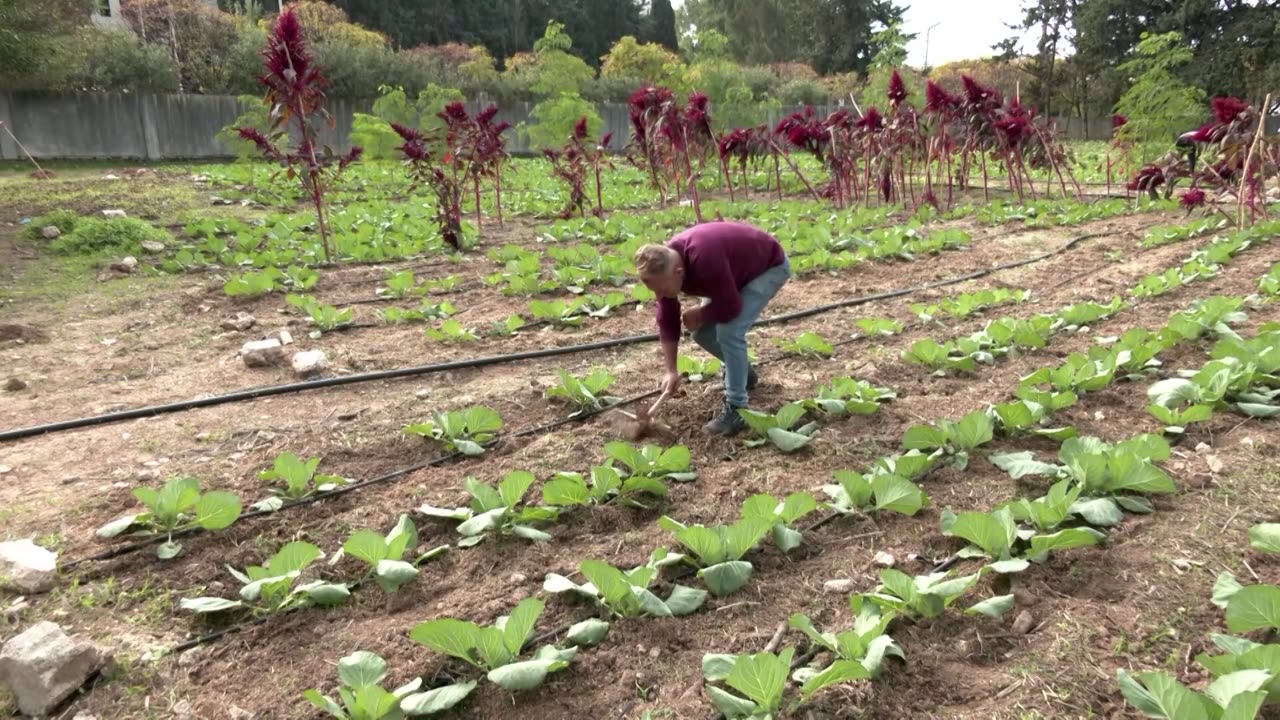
[526,94,603,149]
[857,21,918,110]
[997,0,1073,114]
[1113,31,1205,159]
[531,21,595,96]
[601,35,684,87]
[645,0,679,51]
[0,0,90,91]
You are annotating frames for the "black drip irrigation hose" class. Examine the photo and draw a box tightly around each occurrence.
[0,231,1110,445]
[58,387,666,572]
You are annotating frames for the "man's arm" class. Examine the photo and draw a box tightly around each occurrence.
[656,297,681,392]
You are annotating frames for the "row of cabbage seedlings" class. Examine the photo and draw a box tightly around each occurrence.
[695,290,1274,717]
[283,283,1267,718]
[904,217,1277,378]
[1119,524,1280,718]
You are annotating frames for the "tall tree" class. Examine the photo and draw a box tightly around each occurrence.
[645,0,678,51]
[0,0,90,91]
[997,0,1073,114]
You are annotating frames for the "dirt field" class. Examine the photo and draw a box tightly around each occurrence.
[1,165,1277,720]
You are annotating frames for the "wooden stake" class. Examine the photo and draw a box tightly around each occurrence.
[1,121,49,177]
[1237,93,1271,227]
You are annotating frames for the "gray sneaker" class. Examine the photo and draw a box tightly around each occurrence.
[703,401,748,436]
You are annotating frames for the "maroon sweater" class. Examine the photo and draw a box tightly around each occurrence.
[656,221,785,342]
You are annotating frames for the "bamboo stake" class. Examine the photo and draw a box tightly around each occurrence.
[1237,93,1271,227]
[1,121,49,177]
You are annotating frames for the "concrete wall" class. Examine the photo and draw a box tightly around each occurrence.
[0,92,1233,162]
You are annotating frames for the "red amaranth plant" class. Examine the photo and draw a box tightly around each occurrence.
[391,122,469,251]
[717,126,779,201]
[545,117,611,219]
[240,7,361,263]
[471,105,511,227]
[626,85,725,220]
[1180,187,1206,213]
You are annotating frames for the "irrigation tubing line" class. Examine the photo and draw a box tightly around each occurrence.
[58,386,671,572]
[1,231,1111,445]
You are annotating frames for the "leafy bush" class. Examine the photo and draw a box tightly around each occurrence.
[526,93,603,150]
[418,472,558,546]
[97,477,242,559]
[22,210,80,239]
[659,515,773,596]
[253,451,349,511]
[50,217,170,256]
[544,550,705,618]
[739,404,819,452]
[701,648,793,718]
[403,407,502,455]
[181,541,349,614]
[303,650,473,719]
[339,515,444,593]
[410,597,580,691]
[545,368,618,413]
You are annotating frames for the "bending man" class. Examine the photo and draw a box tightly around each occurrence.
[634,220,791,436]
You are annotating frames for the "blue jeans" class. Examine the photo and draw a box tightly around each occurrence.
[692,258,791,407]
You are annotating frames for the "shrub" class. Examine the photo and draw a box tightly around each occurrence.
[217,95,270,159]
[778,79,829,106]
[50,218,170,256]
[22,210,81,240]
[527,94,602,150]
[65,28,178,93]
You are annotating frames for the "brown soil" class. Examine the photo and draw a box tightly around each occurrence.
[1,172,1278,720]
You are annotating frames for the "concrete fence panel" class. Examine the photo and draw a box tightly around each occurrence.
[0,91,1216,162]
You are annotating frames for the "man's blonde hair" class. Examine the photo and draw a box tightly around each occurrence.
[634,244,674,276]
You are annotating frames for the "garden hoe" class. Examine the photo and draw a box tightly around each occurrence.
[611,390,673,441]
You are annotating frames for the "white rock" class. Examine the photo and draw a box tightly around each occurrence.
[210,196,233,206]
[177,645,207,669]
[267,329,294,346]
[0,621,104,717]
[228,707,253,720]
[220,313,257,332]
[101,209,127,218]
[1205,455,1225,474]
[102,174,121,181]
[0,539,58,593]
[415,389,431,399]
[0,465,11,474]
[40,226,61,240]
[291,350,327,377]
[108,257,138,274]
[507,573,527,585]
[140,240,166,254]
[823,579,856,593]
[172,699,195,719]
[1195,442,1213,455]
[240,339,284,368]
[1012,610,1035,635]
[873,551,896,568]
[73,713,99,720]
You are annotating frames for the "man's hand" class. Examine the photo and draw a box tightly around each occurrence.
[682,306,705,331]
[661,370,682,395]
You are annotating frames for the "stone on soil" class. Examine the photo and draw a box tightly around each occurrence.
[220,313,257,332]
[1012,610,1035,635]
[823,578,855,593]
[0,621,104,717]
[108,257,138,274]
[40,226,61,240]
[0,539,58,593]
[873,551,895,568]
[140,240,166,254]
[101,209,127,218]
[267,329,293,346]
[5,378,27,392]
[291,350,327,377]
[240,339,285,368]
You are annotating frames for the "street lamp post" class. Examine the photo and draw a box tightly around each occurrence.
[925,22,941,70]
